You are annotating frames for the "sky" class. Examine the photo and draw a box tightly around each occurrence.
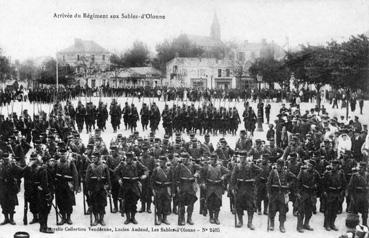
[0,0,368,62]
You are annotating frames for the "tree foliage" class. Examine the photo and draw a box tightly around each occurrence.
[122,41,150,68]
[38,58,74,85]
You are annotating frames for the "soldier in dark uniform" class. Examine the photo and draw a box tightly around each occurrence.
[152,155,173,225]
[322,160,346,231]
[287,152,302,216]
[130,104,139,133]
[0,152,23,225]
[140,103,150,131]
[138,144,155,214]
[85,152,111,226]
[122,102,131,130]
[175,152,201,225]
[347,161,368,226]
[256,154,271,215]
[266,158,296,233]
[235,130,252,152]
[55,149,79,225]
[106,144,122,213]
[202,134,214,154]
[23,152,42,224]
[231,151,262,229]
[115,151,148,224]
[38,157,56,233]
[296,160,320,233]
[110,99,122,133]
[265,103,271,124]
[201,153,229,224]
[97,101,108,131]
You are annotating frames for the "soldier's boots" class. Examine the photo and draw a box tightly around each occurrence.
[280,221,286,233]
[40,216,54,234]
[297,215,304,233]
[209,211,215,224]
[187,212,194,225]
[29,214,39,224]
[91,213,99,226]
[324,216,331,231]
[269,218,275,231]
[124,213,131,225]
[147,202,152,214]
[1,214,9,225]
[303,218,313,231]
[162,215,170,225]
[263,201,268,215]
[155,214,162,226]
[57,214,66,226]
[214,211,220,225]
[112,200,118,213]
[9,213,15,225]
[247,213,255,230]
[139,202,146,213]
[178,210,185,226]
[235,214,243,228]
[66,213,73,225]
[257,208,262,215]
[100,213,106,226]
[131,212,138,224]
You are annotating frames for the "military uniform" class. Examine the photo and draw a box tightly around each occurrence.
[114,152,148,224]
[231,156,262,229]
[85,154,111,226]
[138,147,155,213]
[105,145,122,213]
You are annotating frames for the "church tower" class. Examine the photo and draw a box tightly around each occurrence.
[210,13,221,41]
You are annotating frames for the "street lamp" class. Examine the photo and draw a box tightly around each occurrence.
[256,74,263,132]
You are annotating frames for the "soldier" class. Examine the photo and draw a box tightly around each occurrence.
[110,99,122,133]
[347,161,368,226]
[296,160,320,233]
[201,153,229,224]
[115,151,149,224]
[106,144,122,213]
[231,151,262,229]
[38,157,56,233]
[23,152,42,224]
[256,154,271,215]
[85,152,111,226]
[122,102,131,130]
[266,158,296,233]
[235,130,252,152]
[140,103,150,131]
[322,160,346,231]
[265,103,271,124]
[97,102,108,132]
[138,143,155,214]
[55,148,79,225]
[152,155,173,225]
[175,152,201,225]
[130,104,139,133]
[202,134,214,154]
[0,152,23,225]
[287,153,302,216]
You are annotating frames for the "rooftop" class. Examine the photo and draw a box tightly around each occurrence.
[58,38,110,54]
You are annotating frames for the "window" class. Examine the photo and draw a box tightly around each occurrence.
[237,52,245,61]
[226,69,230,77]
[62,55,65,61]
[102,55,105,61]
[77,54,80,61]
[218,69,222,77]
[173,65,178,73]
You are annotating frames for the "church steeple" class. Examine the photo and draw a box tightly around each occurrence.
[210,12,221,41]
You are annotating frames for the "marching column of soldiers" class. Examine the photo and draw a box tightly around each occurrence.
[0,98,369,235]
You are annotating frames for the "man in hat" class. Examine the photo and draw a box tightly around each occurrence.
[256,154,271,215]
[265,139,283,164]
[347,161,368,226]
[106,144,122,213]
[0,152,23,225]
[201,153,229,224]
[287,152,302,216]
[248,139,267,162]
[322,160,346,231]
[295,160,320,232]
[267,158,296,233]
[216,138,234,167]
[174,152,202,225]
[151,155,173,225]
[202,134,214,154]
[110,98,122,133]
[115,151,149,224]
[85,152,111,226]
[231,150,262,229]
[138,143,155,214]
[235,130,252,152]
[140,103,150,131]
[55,148,79,225]
[75,100,86,133]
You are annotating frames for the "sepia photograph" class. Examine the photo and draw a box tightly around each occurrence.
[0,0,369,237]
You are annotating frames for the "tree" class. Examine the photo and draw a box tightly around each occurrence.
[0,54,12,82]
[18,59,39,81]
[122,41,150,68]
[154,34,204,72]
[249,57,289,89]
[38,58,74,85]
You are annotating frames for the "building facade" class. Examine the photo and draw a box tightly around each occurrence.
[56,38,111,74]
[166,57,235,89]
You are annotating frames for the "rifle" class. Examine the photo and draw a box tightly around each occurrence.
[234,189,237,227]
[108,191,113,213]
[154,192,157,225]
[23,196,28,225]
[90,205,93,226]
[267,202,270,232]
[120,198,125,217]
[82,180,87,215]
[51,202,63,224]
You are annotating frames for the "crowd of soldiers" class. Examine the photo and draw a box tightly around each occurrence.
[0,97,369,235]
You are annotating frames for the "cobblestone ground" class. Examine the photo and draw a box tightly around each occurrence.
[2,97,368,238]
